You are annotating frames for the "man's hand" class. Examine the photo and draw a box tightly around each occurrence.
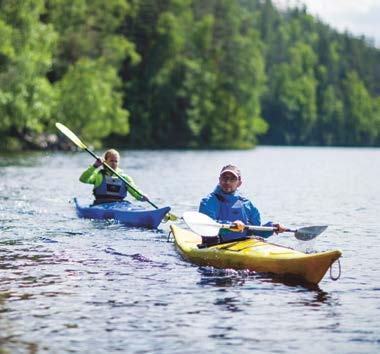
[231,220,245,232]
[274,223,287,234]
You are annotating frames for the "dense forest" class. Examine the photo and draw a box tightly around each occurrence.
[0,0,379,150]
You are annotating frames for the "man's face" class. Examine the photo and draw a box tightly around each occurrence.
[219,172,242,194]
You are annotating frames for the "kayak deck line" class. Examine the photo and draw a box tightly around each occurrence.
[216,239,297,253]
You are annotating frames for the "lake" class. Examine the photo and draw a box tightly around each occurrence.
[0,147,379,353]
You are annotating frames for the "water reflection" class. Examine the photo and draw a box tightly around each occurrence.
[196,266,331,293]
[197,267,251,287]
[214,296,242,312]
[0,151,46,167]
[291,288,341,308]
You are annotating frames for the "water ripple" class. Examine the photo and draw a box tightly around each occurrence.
[0,148,379,353]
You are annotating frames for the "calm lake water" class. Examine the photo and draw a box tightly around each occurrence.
[0,147,379,353]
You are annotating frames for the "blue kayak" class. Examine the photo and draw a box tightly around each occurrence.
[73,198,170,229]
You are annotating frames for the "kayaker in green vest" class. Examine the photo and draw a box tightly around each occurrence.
[199,164,286,245]
[79,149,148,204]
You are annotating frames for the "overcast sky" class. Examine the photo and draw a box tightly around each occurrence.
[274,0,380,47]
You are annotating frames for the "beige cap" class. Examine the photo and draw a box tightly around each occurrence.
[219,164,241,178]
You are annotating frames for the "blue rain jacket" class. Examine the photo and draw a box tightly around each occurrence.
[199,186,274,242]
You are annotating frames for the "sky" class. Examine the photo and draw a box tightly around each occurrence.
[274,0,380,47]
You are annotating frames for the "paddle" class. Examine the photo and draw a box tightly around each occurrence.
[183,211,327,241]
[55,122,178,221]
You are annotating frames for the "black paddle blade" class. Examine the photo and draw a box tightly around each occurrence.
[294,225,328,241]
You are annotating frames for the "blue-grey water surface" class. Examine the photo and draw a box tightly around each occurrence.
[0,147,379,353]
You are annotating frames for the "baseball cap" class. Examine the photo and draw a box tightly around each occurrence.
[219,164,241,179]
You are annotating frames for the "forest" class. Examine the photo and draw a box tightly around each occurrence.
[1,0,379,150]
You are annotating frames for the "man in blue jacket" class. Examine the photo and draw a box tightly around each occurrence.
[199,164,285,245]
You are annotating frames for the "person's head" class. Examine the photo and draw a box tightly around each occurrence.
[218,164,242,193]
[104,149,120,170]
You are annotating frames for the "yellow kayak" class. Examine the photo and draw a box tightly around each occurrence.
[170,225,341,285]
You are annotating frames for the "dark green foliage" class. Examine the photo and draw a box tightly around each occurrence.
[0,0,379,150]
[251,0,380,146]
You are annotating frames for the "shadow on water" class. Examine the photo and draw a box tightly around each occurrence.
[197,267,255,287]
[196,267,340,316]
[213,296,243,313]
[267,275,340,307]
[197,266,321,289]
[197,266,336,303]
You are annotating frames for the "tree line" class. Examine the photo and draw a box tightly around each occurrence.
[0,0,379,150]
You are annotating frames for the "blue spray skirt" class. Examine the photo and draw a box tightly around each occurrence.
[74,198,170,229]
